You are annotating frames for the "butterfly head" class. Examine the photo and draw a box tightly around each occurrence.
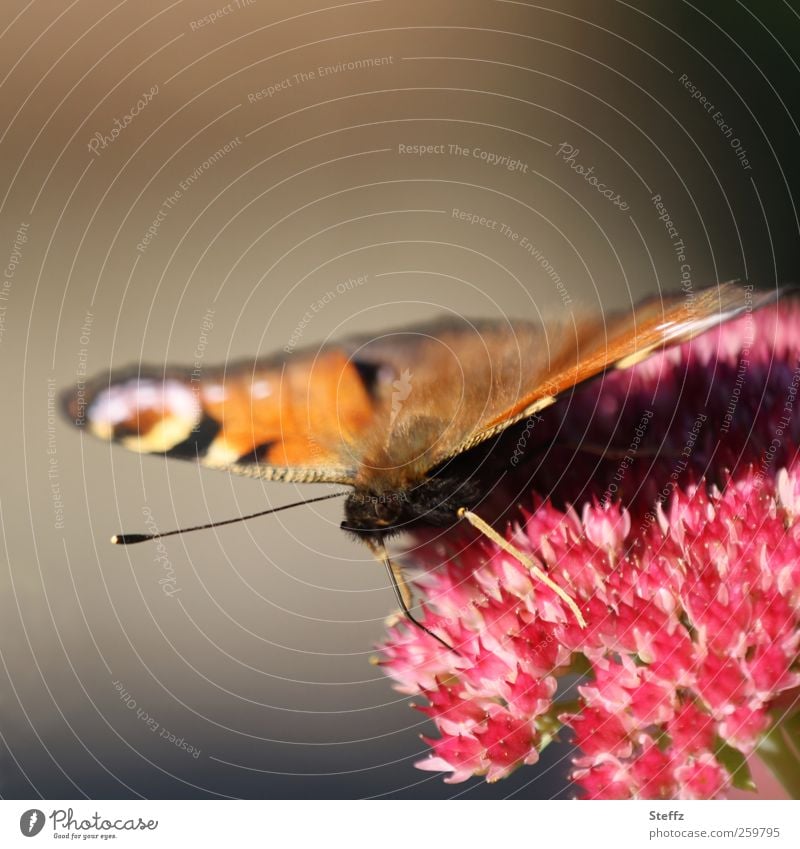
[341,475,482,538]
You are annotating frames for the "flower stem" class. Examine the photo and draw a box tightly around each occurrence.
[756,710,800,799]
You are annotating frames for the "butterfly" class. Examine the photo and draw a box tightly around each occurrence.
[61,281,781,649]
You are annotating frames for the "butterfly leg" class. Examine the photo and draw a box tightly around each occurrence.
[363,537,459,654]
[457,508,587,628]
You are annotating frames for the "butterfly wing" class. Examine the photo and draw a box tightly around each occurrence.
[63,317,553,484]
[62,282,780,487]
[344,281,783,477]
[61,349,377,484]
[439,280,782,458]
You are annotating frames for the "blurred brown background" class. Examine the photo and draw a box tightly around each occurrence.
[1,0,799,798]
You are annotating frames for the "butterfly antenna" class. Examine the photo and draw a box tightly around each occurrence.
[367,537,459,655]
[111,491,349,545]
[457,507,587,628]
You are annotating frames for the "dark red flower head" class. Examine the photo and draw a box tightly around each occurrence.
[380,300,800,798]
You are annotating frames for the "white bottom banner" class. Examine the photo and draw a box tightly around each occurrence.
[1,799,798,848]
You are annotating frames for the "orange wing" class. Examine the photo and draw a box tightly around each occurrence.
[61,281,782,488]
[61,350,378,483]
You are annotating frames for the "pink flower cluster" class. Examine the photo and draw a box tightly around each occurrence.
[379,301,800,798]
